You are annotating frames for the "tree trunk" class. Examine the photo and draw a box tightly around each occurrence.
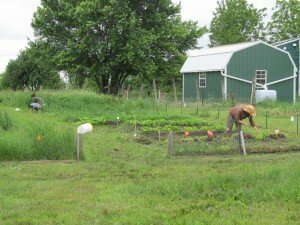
[101,76,109,94]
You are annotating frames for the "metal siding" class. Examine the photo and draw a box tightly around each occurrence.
[227,43,294,102]
[276,41,299,94]
[183,72,222,101]
[183,73,198,101]
[268,79,294,102]
[203,71,223,100]
[227,79,252,103]
[276,41,299,70]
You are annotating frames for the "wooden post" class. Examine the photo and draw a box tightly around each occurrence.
[165,100,168,112]
[168,132,174,157]
[153,79,157,102]
[239,131,246,155]
[250,78,256,105]
[221,80,225,101]
[140,83,144,97]
[297,116,299,134]
[172,79,178,102]
[181,100,183,113]
[158,90,161,103]
[134,115,137,136]
[265,112,268,129]
[196,82,200,103]
[126,85,131,100]
[76,133,82,160]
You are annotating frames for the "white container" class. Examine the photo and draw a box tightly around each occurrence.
[255,90,277,103]
[291,117,294,122]
[77,123,93,134]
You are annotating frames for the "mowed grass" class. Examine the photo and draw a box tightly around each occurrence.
[0,136,299,224]
[0,90,299,224]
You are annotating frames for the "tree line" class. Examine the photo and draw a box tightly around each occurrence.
[1,0,299,94]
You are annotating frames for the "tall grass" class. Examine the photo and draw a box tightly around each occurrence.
[0,109,75,161]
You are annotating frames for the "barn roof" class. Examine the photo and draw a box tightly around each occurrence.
[180,41,261,73]
[273,37,300,46]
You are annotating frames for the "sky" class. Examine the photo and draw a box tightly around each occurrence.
[0,0,276,73]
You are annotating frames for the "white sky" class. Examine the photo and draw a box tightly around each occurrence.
[0,0,276,73]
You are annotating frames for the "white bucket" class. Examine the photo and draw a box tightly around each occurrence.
[77,123,93,134]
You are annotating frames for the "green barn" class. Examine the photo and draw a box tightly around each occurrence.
[181,41,298,103]
[274,38,300,95]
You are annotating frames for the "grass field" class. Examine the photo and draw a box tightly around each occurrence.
[0,90,299,224]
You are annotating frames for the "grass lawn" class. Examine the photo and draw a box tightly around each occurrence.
[0,90,299,224]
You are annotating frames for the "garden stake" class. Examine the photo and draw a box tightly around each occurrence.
[181,101,183,113]
[201,92,204,106]
[297,116,299,134]
[76,133,82,160]
[134,115,137,136]
[196,101,199,114]
[165,101,167,112]
[168,132,174,157]
[217,108,220,119]
[239,131,246,155]
[76,123,93,160]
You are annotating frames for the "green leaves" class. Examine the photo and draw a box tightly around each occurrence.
[268,0,300,42]
[2,40,63,91]
[32,0,205,94]
[209,0,266,47]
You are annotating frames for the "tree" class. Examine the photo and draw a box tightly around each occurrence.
[2,40,63,91]
[268,0,300,42]
[32,0,205,95]
[209,0,266,47]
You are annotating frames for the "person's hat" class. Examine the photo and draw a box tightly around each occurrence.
[243,105,256,116]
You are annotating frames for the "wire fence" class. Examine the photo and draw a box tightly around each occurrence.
[165,130,300,156]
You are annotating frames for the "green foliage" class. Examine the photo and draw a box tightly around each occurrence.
[2,40,63,91]
[0,112,75,161]
[268,0,300,41]
[209,0,266,46]
[32,0,206,94]
[254,130,269,141]
[0,90,299,224]
[0,110,12,131]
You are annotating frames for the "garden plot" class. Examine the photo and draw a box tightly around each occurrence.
[116,116,299,155]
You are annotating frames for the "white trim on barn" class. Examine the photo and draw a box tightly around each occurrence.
[182,73,184,102]
[182,40,298,102]
[181,40,298,74]
[273,37,300,46]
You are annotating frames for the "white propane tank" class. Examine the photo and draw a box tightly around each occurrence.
[77,123,93,134]
[255,90,277,103]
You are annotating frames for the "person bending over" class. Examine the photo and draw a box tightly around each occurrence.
[225,104,259,133]
[30,93,44,111]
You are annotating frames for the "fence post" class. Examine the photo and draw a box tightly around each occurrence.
[76,123,93,160]
[265,112,268,129]
[239,131,246,155]
[76,133,82,160]
[168,132,174,157]
[165,100,168,112]
[181,100,183,113]
[297,116,299,134]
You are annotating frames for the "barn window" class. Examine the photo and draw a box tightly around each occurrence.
[199,73,206,88]
[255,70,267,89]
